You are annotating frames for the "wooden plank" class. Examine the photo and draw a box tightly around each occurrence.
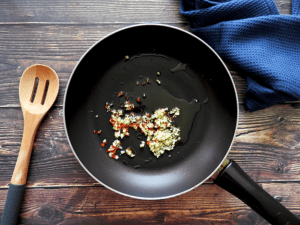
[0,24,134,107]
[0,0,291,25]
[276,0,292,14]
[0,23,249,107]
[0,104,300,187]
[0,0,185,24]
[0,24,127,61]
[0,26,296,107]
[0,183,299,225]
[0,0,297,224]
[0,0,294,107]
[0,107,94,187]
[232,104,300,181]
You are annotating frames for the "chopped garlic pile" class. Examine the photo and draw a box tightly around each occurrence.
[108,106,181,158]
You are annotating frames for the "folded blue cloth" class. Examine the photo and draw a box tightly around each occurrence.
[180,0,300,111]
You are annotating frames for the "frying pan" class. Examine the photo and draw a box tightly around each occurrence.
[64,24,300,224]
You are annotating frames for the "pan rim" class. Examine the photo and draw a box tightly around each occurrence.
[63,23,240,200]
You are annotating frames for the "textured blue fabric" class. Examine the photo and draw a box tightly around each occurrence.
[180,0,300,111]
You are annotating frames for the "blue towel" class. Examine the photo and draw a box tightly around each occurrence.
[180,0,300,111]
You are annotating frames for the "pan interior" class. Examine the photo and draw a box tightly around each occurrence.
[65,25,238,199]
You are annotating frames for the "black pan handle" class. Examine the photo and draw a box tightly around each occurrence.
[214,160,300,225]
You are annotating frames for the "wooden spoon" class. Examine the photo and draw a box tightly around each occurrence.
[1,64,59,225]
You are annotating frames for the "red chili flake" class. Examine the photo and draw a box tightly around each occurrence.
[109,118,116,124]
[101,142,107,147]
[142,82,146,86]
[118,91,124,97]
[107,145,118,153]
[93,130,96,134]
[97,130,102,135]
[137,97,141,103]
[147,78,150,84]
[126,96,129,100]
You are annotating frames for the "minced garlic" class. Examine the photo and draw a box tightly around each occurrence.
[140,141,145,148]
[124,101,134,111]
[126,147,136,157]
[108,105,181,158]
[106,140,122,160]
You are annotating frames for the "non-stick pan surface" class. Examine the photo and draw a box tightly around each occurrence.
[64,24,238,199]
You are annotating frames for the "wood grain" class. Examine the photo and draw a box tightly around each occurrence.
[0,0,185,24]
[0,104,299,188]
[0,183,299,225]
[0,107,94,188]
[0,0,298,224]
[0,0,291,25]
[0,23,250,107]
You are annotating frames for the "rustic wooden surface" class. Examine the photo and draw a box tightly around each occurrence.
[0,0,299,224]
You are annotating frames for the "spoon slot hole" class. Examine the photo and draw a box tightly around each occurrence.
[41,80,50,105]
[30,77,39,103]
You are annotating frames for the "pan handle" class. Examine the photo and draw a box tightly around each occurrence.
[214,160,300,225]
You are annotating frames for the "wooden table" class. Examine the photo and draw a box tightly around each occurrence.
[0,0,299,224]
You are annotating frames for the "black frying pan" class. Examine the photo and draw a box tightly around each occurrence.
[64,24,300,224]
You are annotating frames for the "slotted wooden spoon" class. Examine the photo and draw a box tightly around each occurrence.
[1,64,59,225]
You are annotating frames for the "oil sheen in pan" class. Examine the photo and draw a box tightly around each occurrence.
[114,78,207,144]
[95,53,209,168]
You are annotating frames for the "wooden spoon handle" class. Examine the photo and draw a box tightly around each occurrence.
[2,112,43,225]
[11,112,42,185]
